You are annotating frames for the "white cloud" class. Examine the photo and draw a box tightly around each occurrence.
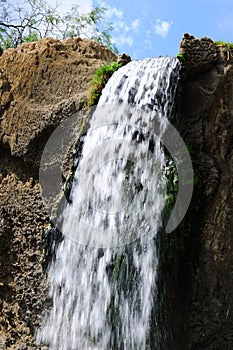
[97,2,140,48]
[114,35,134,47]
[124,19,140,33]
[77,0,93,13]
[117,21,126,30]
[143,30,152,49]
[49,0,93,14]
[106,7,124,20]
[84,0,142,44]
[154,19,173,38]
[132,19,140,31]
[99,2,123,20]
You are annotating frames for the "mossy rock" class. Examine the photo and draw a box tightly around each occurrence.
[88,62,122,106]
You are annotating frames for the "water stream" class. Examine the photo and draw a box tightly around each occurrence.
[37,57,180,349]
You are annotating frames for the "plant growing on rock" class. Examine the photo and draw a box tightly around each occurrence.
[214,41,233,49]
[214,41,233,60]
[88,62,122,106]
[177,53,188,72]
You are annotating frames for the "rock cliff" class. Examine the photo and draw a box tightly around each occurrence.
[179,34,233,350]
[0,34,232,349]
[160,34,233,350]
[0,37,117,349]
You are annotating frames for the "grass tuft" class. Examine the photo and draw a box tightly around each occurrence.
[88,62,122,107]
[214,41,233,49]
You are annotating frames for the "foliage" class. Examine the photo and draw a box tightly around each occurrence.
[177,53,186,64]
[214,41,233,49]
[177,53,187,72]
[62,5,118,53]
[214,41,233,61]
[164,157,179,212]
[0,0,117,52]
[88,62,122,106]
[163,146,200,221]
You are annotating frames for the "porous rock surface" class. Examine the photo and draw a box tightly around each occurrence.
[160,34,233,350]
[0,37,117,349]
[0,37,117,165]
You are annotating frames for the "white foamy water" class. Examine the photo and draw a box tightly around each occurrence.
[37,57,180,349]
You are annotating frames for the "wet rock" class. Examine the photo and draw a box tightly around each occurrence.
[161,34,233,350]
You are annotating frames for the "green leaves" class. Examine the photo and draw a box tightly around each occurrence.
[88,62,122,106]
[0,1,117,52]
[177,53,187,70]
[61,6,118,54]
[165,158,179,210]
[22,30,40,43]
[214,40,233,48]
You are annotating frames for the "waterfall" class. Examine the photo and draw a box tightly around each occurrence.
[37,57,180,349]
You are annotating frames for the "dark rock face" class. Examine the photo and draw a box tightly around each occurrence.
[160,34,233,350]
[117,53,131,66]
[181,64,233,350]
[180,33,219,76]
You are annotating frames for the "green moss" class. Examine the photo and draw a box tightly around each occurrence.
[177,53,188,73]
[163,146,200,222]
[164,157,179,219]
[214,41,233,49]
[177,53,186,63]
[88,62,122,107]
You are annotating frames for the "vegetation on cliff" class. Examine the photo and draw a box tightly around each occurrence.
[88,62,122,106]
[214,41,233,48]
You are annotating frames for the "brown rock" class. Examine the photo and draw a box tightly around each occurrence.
[117,53,131,66]
[0,37,117,349]
[0,37,117,167]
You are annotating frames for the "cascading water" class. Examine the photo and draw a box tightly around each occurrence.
[37,57,180,349]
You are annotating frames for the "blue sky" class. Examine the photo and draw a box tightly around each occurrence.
[10,0,233,59]
[53,0,233,59]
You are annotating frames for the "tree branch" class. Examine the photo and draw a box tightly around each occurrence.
[0,21,23,30]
